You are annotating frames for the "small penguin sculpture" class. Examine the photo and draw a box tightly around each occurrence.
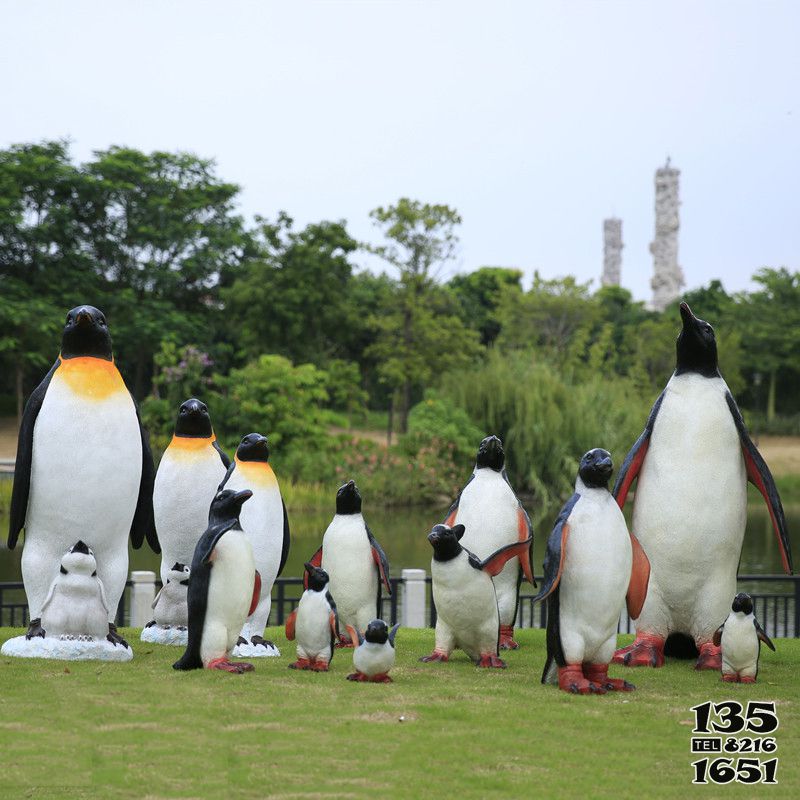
[285,562,339,672]
[421,524,533,668]
[40,541,114,644]
[713,593,775,683]
[173,488,260,674]
[146,563,191,630]
[534,449,649,694]
[346,619,400,683]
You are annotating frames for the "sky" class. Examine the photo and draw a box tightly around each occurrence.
[2,0,798,302]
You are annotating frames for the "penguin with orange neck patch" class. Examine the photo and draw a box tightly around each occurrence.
[220,433,290,657]
[8,305,157,647]
[153,399,230,590]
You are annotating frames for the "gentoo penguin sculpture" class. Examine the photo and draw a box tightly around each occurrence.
[8,305,157,646]
[713,593,775,683]
[40,541,113,643]
[444,435,534,649]
[346,619,400,682]
[153,399,230,587]
[305,480,391,646]
[285,562,338,671]
[219,433,290,655]
[613,303,792,670]
[534,450,649,694]
[173,488,260,673]
[146,563,191,630]
[420,524,533,668]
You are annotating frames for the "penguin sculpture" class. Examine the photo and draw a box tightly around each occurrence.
[444,435,534,649]
[146,563,191,631]
[713,593,775,683]
[420,524,533,668]
[284,562,338,671]
[345,619,400,683]
[219,433,290,656]
[40,541,113,643]
[173,488,260,674]
[534,449,649,694]
[8,305,157,647]
[613,303,792,671]
[153,398,230,588]
[305,480,391,646]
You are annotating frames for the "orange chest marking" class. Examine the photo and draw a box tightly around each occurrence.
[166,435,218,461]
[55,357,128,401]
[235,458,277,487]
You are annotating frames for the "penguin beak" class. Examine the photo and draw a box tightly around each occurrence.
[76,309,93,327]
[679,302,695,327]
[234,489,253,504]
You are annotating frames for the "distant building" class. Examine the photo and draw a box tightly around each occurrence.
[650,159,685,311]
[602,218,623,286]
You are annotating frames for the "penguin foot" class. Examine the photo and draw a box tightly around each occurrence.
[498,625,519,650]
[419,650,450,663]
[722,672,739,682]
[207,658,254,674]
[346,671,369,682]
[336,633,356,648]
[311,660,330,672]
[476,653,507,669]
[694,642,722,671]
[558,665,606,694]
[236,636,248,647]
[25,618,45,640]
[107,624,130,649]
[177,626,187,631]
[251,636,275,649]
[288,658,313,670]
[369,673,393,683]
[584,664,635,692]
[612,633,664,667]
[740,676,756,684]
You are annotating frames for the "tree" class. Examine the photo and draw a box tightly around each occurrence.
[366,199,480,433]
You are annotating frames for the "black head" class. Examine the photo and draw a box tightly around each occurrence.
[675,302,719,377]
[427,523,465,562]
[174,398,213,438]
[304,562,330,592]
[209,488,253,524]
[475,435,505,471]
[336,480,362,515]
[236,433,270,463]
[731,592,754,615]
[578,448,613,489]
[364,619,389,644]
[61,305,112,360]
[71,540,90,555]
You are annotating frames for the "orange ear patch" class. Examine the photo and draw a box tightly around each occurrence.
[234,458,278,487]
[56,357,127,401]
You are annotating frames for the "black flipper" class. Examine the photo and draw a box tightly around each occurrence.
[195,519,238,566]
[366,524,391,618]
[443,473,474,526]
[467,537,534,577]
[212,440,231,469]
[217,461,235,491]
[130,394,158,553]
[612,390,666,508]
[754,618,776,652]
[277,499,291,577]
[712,624,724,648]
[388,622,401,647]
[541,586,564,684]
[303,545,323,590]
[532,493,580,603]
[725,391,793,574]
[8,360,58,549]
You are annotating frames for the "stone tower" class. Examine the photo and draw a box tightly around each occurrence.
[602,218,623,286]
[649,159,684,311]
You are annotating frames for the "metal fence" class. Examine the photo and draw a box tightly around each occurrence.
[2,573,799,638]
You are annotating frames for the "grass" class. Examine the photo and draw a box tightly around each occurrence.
[0,628,798,799]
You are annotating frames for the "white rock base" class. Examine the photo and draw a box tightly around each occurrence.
[232,641,281,658]
[1,635,133,662]
[140,625,188,647]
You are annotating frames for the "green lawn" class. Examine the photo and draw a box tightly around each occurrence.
[0,628,798,799]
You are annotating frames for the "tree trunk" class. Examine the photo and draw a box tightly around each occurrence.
[399,379,411,434]
[387,396,394,446]
[767,369,777,422]
[16,361,24,426]
[134,352,146,401]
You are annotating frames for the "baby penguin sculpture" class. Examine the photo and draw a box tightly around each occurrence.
[285,562,339,672]
[41,541,115,644]
[145,563,190,631]
[714,593,775,683]
[346,619,400,683]
[534,449,650,694]
[421,524,533,668]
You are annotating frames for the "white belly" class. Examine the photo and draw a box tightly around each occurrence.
[322,514,377,630]
[632,374,746,635]
[720,615,760,673]
[154,443,227,582]
[295,591,333,659]
[559,491,631,663]
[41,578,109,639]
[353,641,395,676]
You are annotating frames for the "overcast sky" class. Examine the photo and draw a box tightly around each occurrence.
[2,0,798,302]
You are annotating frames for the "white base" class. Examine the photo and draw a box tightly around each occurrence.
[140,625,188,646]
[232,641,281,658]
[1,635,133,662]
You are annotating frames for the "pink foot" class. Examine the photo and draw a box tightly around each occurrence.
[558,664,606,694]
[498,624,519,650]
[346,671,368,682]
[311,659,330,672]
[288,658,312,670]
[722,672,739,683]
[369,672,393,683]
[207,658,254,674]
[476,653,506,669]
[695,642,722,671]
[419,650,449,663]
[613,633,665,667]
[584,664,635,692]
[740,676,756,684]
[336,632,355,648]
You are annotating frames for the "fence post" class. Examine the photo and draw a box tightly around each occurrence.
[795,577,800,638]
[401,569,427,628]
[129,571,157,628]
